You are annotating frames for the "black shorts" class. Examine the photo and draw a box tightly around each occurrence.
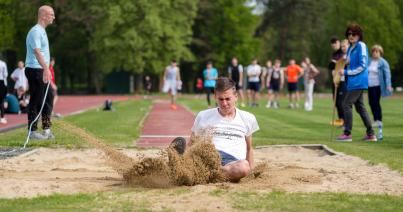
[269,80,280,92]
[248,82,260,91]
[288,82,297,92]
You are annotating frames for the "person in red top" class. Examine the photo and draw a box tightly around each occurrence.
[49,57,60,117]
[284,59,304,108]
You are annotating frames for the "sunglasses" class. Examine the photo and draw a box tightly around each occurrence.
[347,32,358,37]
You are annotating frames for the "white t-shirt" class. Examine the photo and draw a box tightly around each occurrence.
[368,60,380,87]
[247,64,261,82]
[11,68,28,90]
[191,108,260,160]
[0,60,8,85]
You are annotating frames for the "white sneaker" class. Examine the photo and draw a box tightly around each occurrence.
[29,131,47,140]
[273,102,279,109]
[266,101,272,108]
[0,118,7,124]
[43,129,55,139]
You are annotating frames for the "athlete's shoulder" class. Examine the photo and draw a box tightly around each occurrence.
[237,108,256,120]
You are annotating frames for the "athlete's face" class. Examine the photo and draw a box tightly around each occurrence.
[215,88,237,115]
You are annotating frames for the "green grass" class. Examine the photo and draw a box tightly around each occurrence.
[231,191,403,212]
[0,100,152,148]
[0,192,150,212]
[1,189,401,211]
[179,96,403,174]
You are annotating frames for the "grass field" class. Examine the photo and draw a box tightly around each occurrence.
[0,99,152,148]
[0,96,402,211]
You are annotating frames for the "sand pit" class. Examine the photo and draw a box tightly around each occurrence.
[1,145,402,199]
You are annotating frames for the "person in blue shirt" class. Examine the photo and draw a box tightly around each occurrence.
[336,24,376,142]
[203,61,218,107]
[25,5,55,140]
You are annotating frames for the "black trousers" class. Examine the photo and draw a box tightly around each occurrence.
[205,87,214,106]
[368,86,382,122]
[25,68,54,131]
[333,82,346,120]
[343,89,374,136]
[0,80,6,118]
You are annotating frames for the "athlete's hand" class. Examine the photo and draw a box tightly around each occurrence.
[43,68,52,83]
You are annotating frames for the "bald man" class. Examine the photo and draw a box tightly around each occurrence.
[25,5,56,140]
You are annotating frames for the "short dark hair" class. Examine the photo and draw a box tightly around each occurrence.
[330,36,339,44]
[207,61,213,65]
[345,23,364,41]
[215,77,236,93]
[171,59,177,63]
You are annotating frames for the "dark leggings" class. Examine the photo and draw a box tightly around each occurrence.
[334,82,346,120]
[205,87,214,106]
[368,86,382,121]
[0,80,6,118]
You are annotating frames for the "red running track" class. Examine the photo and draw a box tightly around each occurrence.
[0,95,134,132]
[136,101,195,148]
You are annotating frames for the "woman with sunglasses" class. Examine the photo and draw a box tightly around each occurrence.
[336,23,376,142]
[367,45,392,140]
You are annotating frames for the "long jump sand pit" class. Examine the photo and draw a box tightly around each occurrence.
[1,145,402,199]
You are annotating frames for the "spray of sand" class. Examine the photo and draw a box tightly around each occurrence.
[57,121,229,187]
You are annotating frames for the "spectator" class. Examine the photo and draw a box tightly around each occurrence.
[265,59,284,109]
[4,94,20,114]
[11,61,28,96]
[284,59,303,109]
[336,23,376,142]
[302,57,319,111]
[0,58,8,124]
[329,37,345,126]
[203,61,218,107]
[367,44,392,140]
[246,58,262,107]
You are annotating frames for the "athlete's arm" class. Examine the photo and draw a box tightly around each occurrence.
[245,135,254,168]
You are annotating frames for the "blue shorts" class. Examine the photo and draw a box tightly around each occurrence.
[218,151,239,166]
[248,82,260,91]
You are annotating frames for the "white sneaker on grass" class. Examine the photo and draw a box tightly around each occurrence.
[43,129,55,139]
[29,131,48,140]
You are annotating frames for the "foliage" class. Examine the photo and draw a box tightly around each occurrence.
[191,0,261,74]
[257,0,403,69]
[1,0,402,92]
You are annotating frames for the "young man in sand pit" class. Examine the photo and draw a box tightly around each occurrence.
[171,77,259,182]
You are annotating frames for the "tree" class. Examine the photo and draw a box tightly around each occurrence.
[190,0,261,73]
